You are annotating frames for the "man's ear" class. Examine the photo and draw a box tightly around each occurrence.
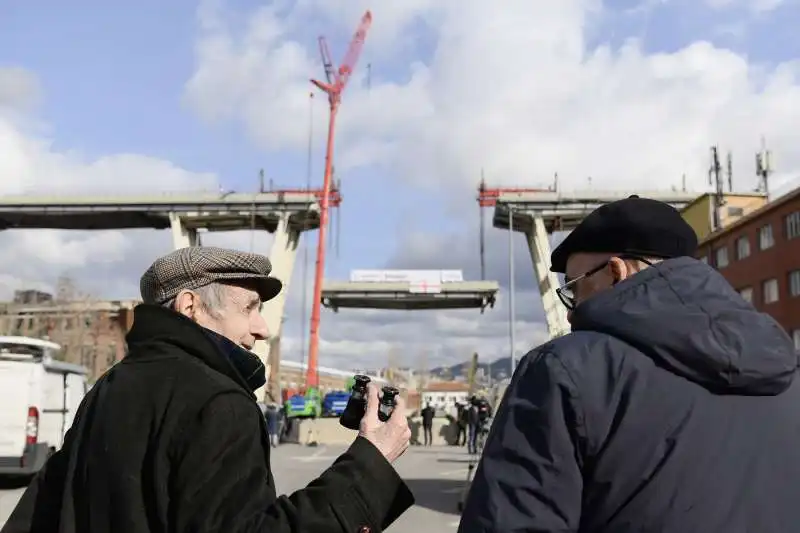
[608,256,629,285]
[173,290,198,319]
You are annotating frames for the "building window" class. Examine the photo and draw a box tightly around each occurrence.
[762,278,779,304]
[739,287,753,303]
[80,346,95,369]
[759,224,774,250]
[787,211,800,240]
[106,343,118,367]
[789,270,800,298]
[735,236,750,260]
[727,206,744,217]
[715,246,729,268]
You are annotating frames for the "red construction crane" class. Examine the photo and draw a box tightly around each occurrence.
[305,10,373,389]
[476,176,555,279]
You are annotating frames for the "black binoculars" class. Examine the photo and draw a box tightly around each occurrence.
[339,375,399,430]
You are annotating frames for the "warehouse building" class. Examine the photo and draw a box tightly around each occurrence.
[695,186,800,350]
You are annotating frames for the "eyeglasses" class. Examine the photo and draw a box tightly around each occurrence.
[556,255,653,310]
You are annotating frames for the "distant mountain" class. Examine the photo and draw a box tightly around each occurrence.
[430,356,515,382]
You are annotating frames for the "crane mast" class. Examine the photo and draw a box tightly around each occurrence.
[305,11,372,389]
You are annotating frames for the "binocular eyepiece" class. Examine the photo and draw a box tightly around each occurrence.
[378,386,399,422]
[339,375,399,430]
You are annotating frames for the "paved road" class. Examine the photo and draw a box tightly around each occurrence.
[0,443,474,532]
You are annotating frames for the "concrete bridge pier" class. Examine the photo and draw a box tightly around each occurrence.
[255,213,300,401]
[523,215,570,338]
[167,210,301,401]
[169,211,199,247]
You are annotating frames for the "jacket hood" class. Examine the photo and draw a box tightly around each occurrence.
[570,256,798,395]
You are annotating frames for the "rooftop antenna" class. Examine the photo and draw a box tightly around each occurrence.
[709,146,724,231]
[259,168,265,193]
[681,173,687,192]
[726,151,733,192]
[553,172,559,192]
[756,136,772,199]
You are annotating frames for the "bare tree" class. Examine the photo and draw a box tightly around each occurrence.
[49,276,100,371]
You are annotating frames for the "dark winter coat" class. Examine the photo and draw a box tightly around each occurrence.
[265,406,280,435]
[459,257,800,532]
[420,406,435,427]
[2,304,413,533]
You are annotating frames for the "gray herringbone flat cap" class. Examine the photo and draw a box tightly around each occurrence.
[140,246,283,304]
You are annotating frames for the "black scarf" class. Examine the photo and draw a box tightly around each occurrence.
[200,327,267,392]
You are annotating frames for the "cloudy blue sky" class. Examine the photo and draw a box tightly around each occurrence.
[2,0,800,370]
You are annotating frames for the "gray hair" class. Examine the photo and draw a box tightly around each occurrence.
[162,282,229,319]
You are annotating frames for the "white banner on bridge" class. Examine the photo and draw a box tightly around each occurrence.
[349,269,464,284]
[409,280,442,293]
[350,270,386,282]
[440,270,464,282]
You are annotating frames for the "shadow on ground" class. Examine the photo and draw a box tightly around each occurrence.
[436,457,474,464]
[404,478,466,516]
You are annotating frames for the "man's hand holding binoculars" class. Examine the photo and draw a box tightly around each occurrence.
[358,383,411,463]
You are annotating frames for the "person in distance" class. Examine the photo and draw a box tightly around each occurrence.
[458,195,800,532]
[3,246,414,533]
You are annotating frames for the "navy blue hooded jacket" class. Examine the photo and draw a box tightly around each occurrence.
[458,257,799,532]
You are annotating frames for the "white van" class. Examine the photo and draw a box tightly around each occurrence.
[0,336,88,477]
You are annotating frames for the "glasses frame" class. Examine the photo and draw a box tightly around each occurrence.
[555,254,653,310]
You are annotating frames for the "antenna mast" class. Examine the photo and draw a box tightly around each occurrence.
[726,151,733,192]
[756,136,772,199]
[709,146,724,231]
[306,10,372,390]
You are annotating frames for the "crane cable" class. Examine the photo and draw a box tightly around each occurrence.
[299,92,314,375]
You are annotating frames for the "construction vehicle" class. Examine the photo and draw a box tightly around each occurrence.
[322,390,350,417]
[284,389,322,419]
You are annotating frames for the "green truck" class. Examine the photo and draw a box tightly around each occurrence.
[284,387,322,419]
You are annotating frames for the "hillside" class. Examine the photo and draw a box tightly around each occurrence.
[430,356,515,382]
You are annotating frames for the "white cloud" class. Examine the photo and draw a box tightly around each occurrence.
[187,0,800,195]
[7,0,800,373]
[180,0,800,370]
[0,66,223,301]
[706,0,787,13]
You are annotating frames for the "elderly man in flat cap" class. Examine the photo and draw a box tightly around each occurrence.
[459,196,800,533]
[4,247,414,533]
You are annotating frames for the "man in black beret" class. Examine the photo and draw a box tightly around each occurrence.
[4,246,414,533]
[459,196,800,532]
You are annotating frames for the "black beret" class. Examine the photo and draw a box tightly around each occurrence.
[549,195,699,273]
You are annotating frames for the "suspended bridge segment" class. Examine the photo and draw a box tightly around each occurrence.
[321,270,499,311]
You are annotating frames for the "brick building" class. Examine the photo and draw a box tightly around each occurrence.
[0,297,137,381]
[696,186,800,350]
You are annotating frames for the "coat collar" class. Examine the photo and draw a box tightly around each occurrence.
[125,304,266,397]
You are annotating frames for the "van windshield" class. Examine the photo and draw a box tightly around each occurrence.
[0,342,45,358]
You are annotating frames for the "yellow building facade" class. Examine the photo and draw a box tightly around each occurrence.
[681,192,768,241]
